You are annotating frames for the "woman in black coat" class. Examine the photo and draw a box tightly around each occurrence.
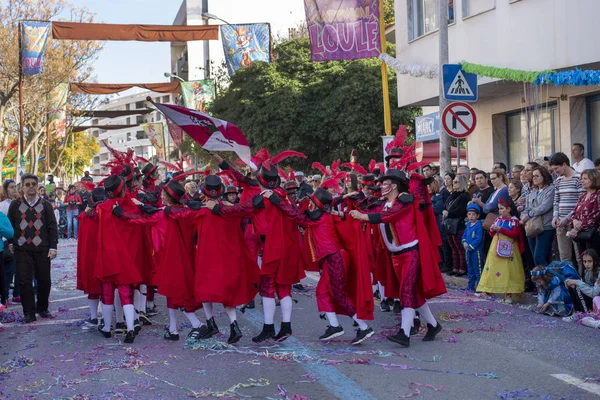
[442,174,470,276]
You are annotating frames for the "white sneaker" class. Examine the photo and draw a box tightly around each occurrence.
[562,315,577,323]
[581,317,600,329]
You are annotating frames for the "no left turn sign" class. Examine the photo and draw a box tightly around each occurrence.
[441,102,477,139]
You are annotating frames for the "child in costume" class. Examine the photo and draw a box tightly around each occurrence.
[564,249,600,325]
[462,203,484,291]
[530,262,578,317]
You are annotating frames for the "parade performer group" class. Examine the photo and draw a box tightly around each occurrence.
[71,128,447,347]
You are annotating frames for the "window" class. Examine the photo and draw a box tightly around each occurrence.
[156,113,161,121]
[462,0,495,18]
[127,132,132,141]
[163,95,170,103]
[126,117,131,125]
[407,0,454,41]
[92,119,98,125]
[136,130,147,140]
[506,105,558,166]
[135,101,145,109]
[126,104,130,111]
[136,116,144,124]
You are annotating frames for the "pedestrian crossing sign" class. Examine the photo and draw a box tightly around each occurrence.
[443,64,478,102]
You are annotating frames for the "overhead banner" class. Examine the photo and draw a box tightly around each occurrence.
[21,21,52,76]
[304,0,381,61]
[48,83,69,138]
[142,123,166,159]
[166,118,184,148]
[220,24,271,76]
[180,80,215,113]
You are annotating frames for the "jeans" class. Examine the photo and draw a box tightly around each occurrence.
[3,253,18,299]
[66,209,79,238]
[527,229,555,267]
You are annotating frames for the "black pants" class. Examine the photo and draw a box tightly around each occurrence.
[0,253,4,305]
[569,287,593,313]
[16,249,51,316]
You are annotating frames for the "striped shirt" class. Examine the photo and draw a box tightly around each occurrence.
[553,173,585,219]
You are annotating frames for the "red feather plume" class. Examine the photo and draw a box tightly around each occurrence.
[135,156,150,164]
[368,159,377,173]
[251,148,270,167]
[159,160,180,171]
[203,167,211,176]
[311,161,328,176]
[331,159,341,176]
[341,162,353,170]
[78,181,95,191]
[353,164,368,175]
[288,166,295,181]
[407,161,431,172]
[320,178,342,194]
[172,171,203,181]
[217,170,239,185]
[385,125,410,153]
[271,150,307,165]
[221,175,232,186]
[277,166,290,181]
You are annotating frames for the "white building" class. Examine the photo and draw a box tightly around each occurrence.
[171,0,211,81]
[90,91,175,177]
[395,0,600,170]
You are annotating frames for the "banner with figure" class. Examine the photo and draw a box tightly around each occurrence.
[48,83,69,138]
[21,21,52,76]
[304,0,381,61]
[220,24,271,76]
[142,123,166,159]
[180,80,215,113]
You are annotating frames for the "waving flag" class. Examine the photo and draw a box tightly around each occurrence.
[21,21,52,76]
[151,101,255,169]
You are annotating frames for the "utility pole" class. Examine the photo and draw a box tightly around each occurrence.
[202,0,211,79]
[438,0,451,175]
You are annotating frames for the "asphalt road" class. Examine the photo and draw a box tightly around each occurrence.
[0,240,599,400]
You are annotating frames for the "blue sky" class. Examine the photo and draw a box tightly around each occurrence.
[68,0,306,84]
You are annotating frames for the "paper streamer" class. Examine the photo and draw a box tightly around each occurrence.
[535,68,600,86]
[460,62,552,83]
[379,53,438,79]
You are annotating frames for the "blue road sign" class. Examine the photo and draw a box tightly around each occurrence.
[415,112,440,142]
[443,64,478,102]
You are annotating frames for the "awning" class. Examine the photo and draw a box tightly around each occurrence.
[72,109,154,118]
[72,124,139,132]
[70,82,180,95]
[416,142,467,165]
[52,22,219,42]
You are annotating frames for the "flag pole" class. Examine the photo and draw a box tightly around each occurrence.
[18,21,24,179]
[379,0,392,136]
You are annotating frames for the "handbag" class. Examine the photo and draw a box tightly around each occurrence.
[444,217,460,235]
[524,216,544,237]
[496,238,514,258]
[483,213,499,231]
[574,226,596,243]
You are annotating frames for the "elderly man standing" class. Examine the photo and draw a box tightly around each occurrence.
[295,172,313,200]
[7,174,58,323]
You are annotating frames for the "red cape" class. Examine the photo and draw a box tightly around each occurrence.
[76,211,101,295]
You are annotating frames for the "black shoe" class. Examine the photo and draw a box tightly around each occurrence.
[201,317,219,339]
[447,270,458,276]
[353,320,359,327]
[228,321,243,344]
[37,310,52,319]
[392,300,402,315]
[374,289,381,300]
[146,305,158,317]
[351,327,374,345]
[23,314,37,324]
[82,318,99,329]
[245,300,255,309]
[139,312,152,325]
[114,322,126,335]
[163,330,180,341]
[134,319,142,334]
[252,323,276,343]
[456,271,467,277]
[293,284,308,292]
[273,322,292,342]
[387,329,410,347]
[410,317,421,336]
[319,325,344,341]
[188,325,208,340]
[423,322,442,341]
[98,324,112,338]
[380,299,391,312]
[124,330,136,343]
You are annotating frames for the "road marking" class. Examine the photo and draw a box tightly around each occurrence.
[552,374,600,396]
[242,309,377,400]
[51,295,88,303]
[1,318,83,328]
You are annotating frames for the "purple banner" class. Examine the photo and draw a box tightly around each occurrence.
[304,0,381,62]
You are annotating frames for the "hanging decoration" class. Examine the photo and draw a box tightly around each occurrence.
[220,24,272,76]
[378,54,438,79]
[460,62,552,83]
[535,68,600,86]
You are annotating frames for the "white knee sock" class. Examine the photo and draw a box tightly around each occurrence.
[325,312,340,327]
[123,304,135,333]
[139,284,147,312]
[257,255,262,269]
[378,283,385,300]
[133,289,140,315]
[352,314,368,330]
[168,308,178,334]
[89,299,99,320]
[203,302,214,320]
[401,307,416,337]
[114,290,124,323]
[280,296,292,323]
[225,307,237,323]
[416,302,437,327]
[184,312,202,328]
[101,304,112,333]
[263,297,276,324]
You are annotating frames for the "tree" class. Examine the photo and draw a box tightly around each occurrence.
[384,0,395,25]
[209,38,421,170]
[0,0,103,180]
[55,129,99,181]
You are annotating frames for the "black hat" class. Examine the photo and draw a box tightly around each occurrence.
[201,175,225,199]
[224,186,238,195]
[361,174,376,186]
[164,180,185,203]
[104,175,125,198]
[283,181,299,192]
[309,188,333,210]
[142,163,158,178]
[385,147,405,163]
[133,167,142,180]
[378,169,409,186]
[120,165,133,182]
[256,163,280,189]
[89,187,106,206]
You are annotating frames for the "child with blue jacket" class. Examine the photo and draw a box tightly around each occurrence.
[462,203,484,290]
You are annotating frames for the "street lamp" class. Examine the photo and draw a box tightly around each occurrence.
[201,12,231,25]
[164,72,185,82]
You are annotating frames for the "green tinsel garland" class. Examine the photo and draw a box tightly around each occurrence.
[460,62,555,83]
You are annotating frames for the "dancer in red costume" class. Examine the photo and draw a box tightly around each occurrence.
[350,169,446,347]
[263,187,375,344]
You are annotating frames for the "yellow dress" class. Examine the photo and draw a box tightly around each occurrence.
[477,219,525,294]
